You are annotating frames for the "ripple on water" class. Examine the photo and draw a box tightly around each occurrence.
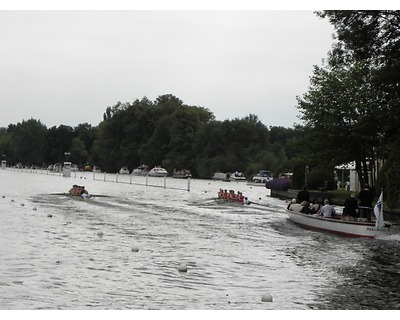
[2,172,400,309]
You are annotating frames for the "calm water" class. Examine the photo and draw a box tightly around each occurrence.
[1,169,400,310]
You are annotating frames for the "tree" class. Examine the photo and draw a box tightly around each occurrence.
[43,125,74,165]
[7,119,47,166]
[308,10,400,192]
[297,56,388,188]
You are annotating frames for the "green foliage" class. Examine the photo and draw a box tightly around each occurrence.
[6,119,47,165]
[311,10,400,190]
[307,166,335,191]
[377,137,400,209]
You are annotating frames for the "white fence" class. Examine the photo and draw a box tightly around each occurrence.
[6,166,191,192]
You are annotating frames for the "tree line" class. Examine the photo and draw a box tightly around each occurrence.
[0,94,298,182]
[1,10,400,208]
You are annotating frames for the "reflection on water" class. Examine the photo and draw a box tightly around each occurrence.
[0,169,400,310]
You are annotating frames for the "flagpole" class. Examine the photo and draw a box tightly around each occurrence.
[374,189,384,229]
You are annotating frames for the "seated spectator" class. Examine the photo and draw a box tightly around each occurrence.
[318,199,336,218]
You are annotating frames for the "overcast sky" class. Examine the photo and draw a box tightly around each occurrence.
[0,9,336,129]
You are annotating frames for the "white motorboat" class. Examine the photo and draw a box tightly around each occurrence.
[132,164,149,176]
[119,166,130,174]
[286,200,390,239]
[252,170,273,183]
[148,166,168,177]
[172,169,192,179]
[230,171,247,182]
[212,172,230,181]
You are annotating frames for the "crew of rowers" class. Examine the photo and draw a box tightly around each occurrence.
[68,185,91,198]
[218,189,251,205]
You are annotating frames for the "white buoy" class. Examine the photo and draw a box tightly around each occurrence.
[97,231,104,237]
[131,247,139,252]
[261,293,273,302]
[178,264,188,272]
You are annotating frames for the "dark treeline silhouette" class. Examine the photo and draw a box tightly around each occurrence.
[0,94,298,181]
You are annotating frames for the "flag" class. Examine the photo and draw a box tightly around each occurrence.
[374,191,384,229]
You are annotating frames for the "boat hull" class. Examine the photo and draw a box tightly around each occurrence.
[148,167,168,177]
[286,209,389,238]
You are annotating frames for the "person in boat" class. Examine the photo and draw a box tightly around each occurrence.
[288,198,304,212]
[300,201,311,214]
[343,193,358,221]
[81,189,91,199]
[297,186,310,204]
[228,190,237,201]
[309,199,321,214]
[318,199,337,218]
[68,185,77,195]
[69,184,82,196]
[358,184,373,222]
[237,191,245,203]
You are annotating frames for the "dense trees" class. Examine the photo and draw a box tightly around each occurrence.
[294,10,400,207]
[0,94,297,179]
[0,120,96,168]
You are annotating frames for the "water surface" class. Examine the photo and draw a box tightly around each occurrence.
[1,169,400,310]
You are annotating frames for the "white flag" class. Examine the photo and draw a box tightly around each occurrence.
[374,191,384,229]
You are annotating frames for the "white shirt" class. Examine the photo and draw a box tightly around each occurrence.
[319,204,336,217]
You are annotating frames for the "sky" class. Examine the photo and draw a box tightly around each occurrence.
[0,3,339,129]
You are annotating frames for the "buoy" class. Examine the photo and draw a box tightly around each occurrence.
[131,246,139,252]
[261,293,273,302]
[47,213,52,218]
[178,264,188,272]
[11,199,14,202]
[2,195,5,198]
[97,231,104,237]
[33,207,37,211]
[20,203,25,207]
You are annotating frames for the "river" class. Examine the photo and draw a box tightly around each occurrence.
[1,169,400,311]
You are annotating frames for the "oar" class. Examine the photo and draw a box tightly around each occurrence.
[248,201,269,208]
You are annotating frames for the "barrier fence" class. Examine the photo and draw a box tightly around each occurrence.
[4,166,191,192]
